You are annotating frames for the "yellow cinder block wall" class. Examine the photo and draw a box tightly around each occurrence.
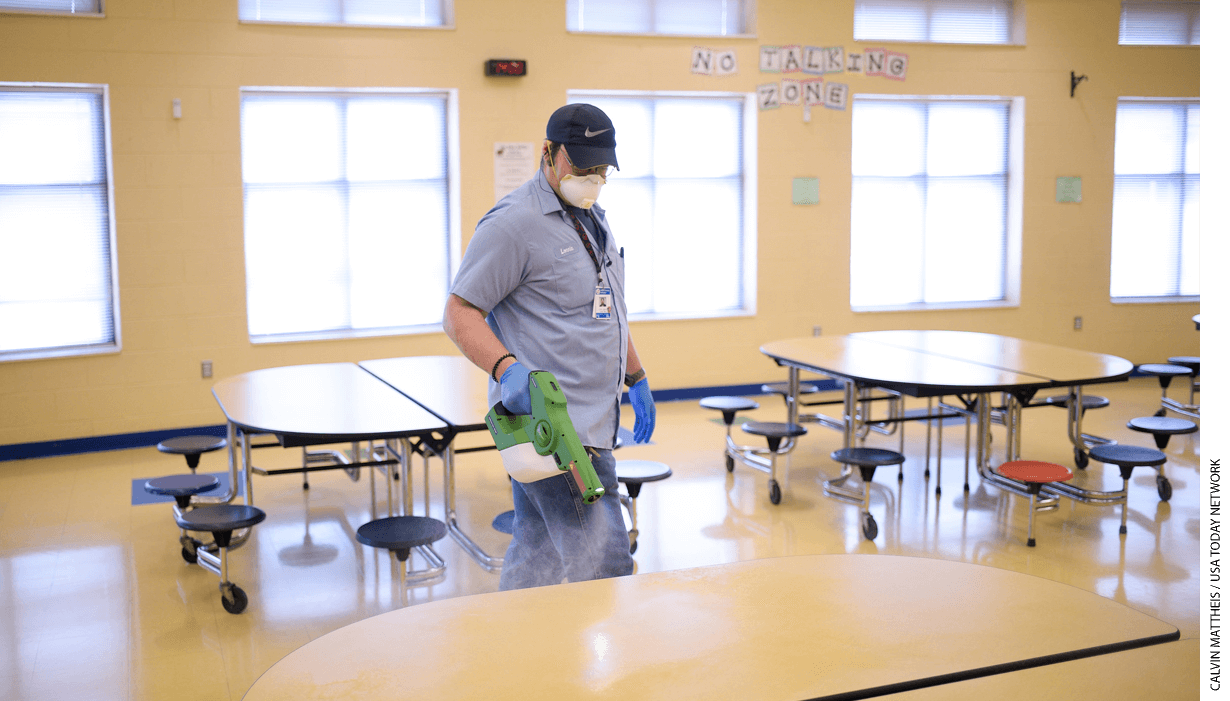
[0,0,1200,445]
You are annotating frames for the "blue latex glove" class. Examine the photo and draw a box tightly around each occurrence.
[628,378,656,443]
[499,362,533,416]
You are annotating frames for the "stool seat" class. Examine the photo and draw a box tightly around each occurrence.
[616,459,673,485]
[1137,363,1192,378]
[700,396,760,427]
[996,460,1073,484]
[1043,395,1110,411]
[158,436,227,471]
[491,510,515,535]
[356,516,447,552]
[1167,356,1199,372]
[176,504,267,533]
[742,421,808,439]
[145,474,219,497]
[830,447,906,467]
[760,382,820,396]
[1088,444,1167,468]
[1127,416,1198,450]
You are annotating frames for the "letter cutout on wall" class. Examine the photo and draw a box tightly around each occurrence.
[865,49,886,77]
[824,82,849,110]
[846,52,864,74]
[803,46,825,75]
[803,79,825,106]
[885,52,908,81]
[782,45,803,73]
[781,80,802,105]
[716,50,738,75]
[758,83,782,110]
[823,47,845,74]
[760,46,782,72]
[691,47,714,75]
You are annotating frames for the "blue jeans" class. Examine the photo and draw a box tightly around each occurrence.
[499,448,634,590]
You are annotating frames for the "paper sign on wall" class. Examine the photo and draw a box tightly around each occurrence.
[693,47,738,76]
[494,142,539,203]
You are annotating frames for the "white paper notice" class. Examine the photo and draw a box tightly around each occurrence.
[494,142,539,204]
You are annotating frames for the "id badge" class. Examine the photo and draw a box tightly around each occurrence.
[592,286,613,320]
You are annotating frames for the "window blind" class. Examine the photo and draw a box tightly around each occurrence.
[1110,100,1199,299]
[238,0,448,27]
[241,90,452,340]
[567,0,746,36]
[1119,1,1199,45]
[0,86,117,360]
[0,0,101,13]
[850,97,1010,308]
[569,93,749,317]
[854,0,1013,44]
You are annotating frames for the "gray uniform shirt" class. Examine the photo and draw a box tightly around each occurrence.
[450,169,628,448]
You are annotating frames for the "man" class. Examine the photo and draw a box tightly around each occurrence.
[443,103,656,590]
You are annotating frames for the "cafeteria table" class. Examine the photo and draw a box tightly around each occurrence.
[359,355,505,572]
[241,554,1179,701]
[760,331,1135,508]
[209,363,450,558]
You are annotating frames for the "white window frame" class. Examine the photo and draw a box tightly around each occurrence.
[565,0,756,38]
[567,89,757,322]
[1109,97,1199,305]
[0,82,121,363]
[238,0,454,30]
[1119,1,1200,46]
[0,0,102,17]
[852,0,1026,46]
[239,86,461,344]
[849,94,1024,313]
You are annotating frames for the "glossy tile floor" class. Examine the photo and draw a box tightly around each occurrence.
[0,377,1199,700]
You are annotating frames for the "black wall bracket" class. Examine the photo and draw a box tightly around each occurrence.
[1070,71,1088,98]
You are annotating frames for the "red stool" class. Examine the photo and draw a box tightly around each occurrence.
[996,460,1073,547]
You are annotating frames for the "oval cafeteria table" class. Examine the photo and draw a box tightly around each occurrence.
[242,554,1178,701]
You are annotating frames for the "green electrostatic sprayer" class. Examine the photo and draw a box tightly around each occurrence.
[484,370,606,504]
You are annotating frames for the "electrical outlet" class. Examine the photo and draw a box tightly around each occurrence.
[1073,316,1083,331]
[201,360,213,378]
[813,325,823,337]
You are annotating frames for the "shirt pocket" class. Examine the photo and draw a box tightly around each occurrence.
[551,245,598,312]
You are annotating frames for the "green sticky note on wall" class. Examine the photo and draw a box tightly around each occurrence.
[1056,176,1082,203]
[792,177,819,205]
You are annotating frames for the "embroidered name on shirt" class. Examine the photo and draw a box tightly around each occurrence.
[560,246,575,255]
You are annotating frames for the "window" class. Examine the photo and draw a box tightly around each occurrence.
[1110,99,1199,301]
[853,0,1017,44]
[0,85,118,362]
[240,89,457,341]
[566,0,750,36]
[1119,1,1199,45]
[238,0,451,28]
[0,0,101,15]
[850,96,1019,309]
[569,92,756,318]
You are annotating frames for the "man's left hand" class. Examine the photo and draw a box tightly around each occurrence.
[628,378,655,443]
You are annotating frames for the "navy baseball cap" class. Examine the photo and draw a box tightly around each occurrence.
[546,103,619,171]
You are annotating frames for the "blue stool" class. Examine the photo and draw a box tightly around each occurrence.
[356,515,448,600]
[826,447,906,541]
[144,474,220,564]
[1088,444,1168,535]
[175,504,267,614]
[157,435,226,473]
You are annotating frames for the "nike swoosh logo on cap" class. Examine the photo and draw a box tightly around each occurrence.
[584,127,611,138]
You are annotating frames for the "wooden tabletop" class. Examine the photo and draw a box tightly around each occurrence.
[761,331,1133,397]
[211,363,446,447]
[242,555,1178,701]
[359,355,492,431]
[880,638,1198,700]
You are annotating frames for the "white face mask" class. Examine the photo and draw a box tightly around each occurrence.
[558,172,605,209]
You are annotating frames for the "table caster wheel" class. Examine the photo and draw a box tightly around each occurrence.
[1074,448,1089,470]
[1157,476,1172,502]
[862,513,878,541]
[181,546,198,564]
[769,480,782,505]
[725,454,735,473]
[221,584,248,614]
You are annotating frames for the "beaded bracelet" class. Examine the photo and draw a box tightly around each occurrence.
[491,353,517,382]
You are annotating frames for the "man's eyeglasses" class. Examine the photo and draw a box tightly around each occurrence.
[559,149,612,179]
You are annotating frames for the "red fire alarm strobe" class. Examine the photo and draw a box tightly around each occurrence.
[485,59,527,77]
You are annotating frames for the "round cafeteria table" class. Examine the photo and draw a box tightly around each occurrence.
[242,554,1176,701]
